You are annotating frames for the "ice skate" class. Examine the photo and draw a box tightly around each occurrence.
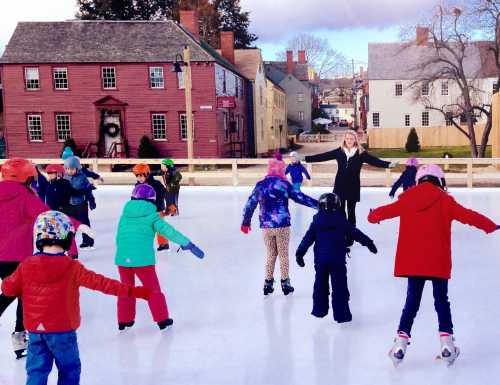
[263,279,274,295]
[280,278,294,295]
[118,321,135,331]
[437,333,460,366]
[158,318,174,330]
[157,244,170,252]
[388,331,409,367]
[79,244,95,251]
[12,331,28,359]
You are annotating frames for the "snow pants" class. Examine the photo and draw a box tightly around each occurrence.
[398,277,453,337]
[65,202,93,247]
[312,261,352,323]
[117,265,169,323]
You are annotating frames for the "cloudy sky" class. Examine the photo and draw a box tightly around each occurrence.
[0,0,440,64]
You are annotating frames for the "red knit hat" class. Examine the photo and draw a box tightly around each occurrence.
[267,159,286,179]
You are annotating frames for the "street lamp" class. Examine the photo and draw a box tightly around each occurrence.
[172,46,194,174]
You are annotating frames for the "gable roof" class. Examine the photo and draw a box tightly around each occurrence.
[368,41,496,80]
[0,21,246,78]
[233,49,262,80]
[266,60,311,81]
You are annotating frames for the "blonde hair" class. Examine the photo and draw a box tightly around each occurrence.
[342,131,364,153]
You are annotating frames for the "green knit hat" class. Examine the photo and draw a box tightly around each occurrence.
[161,158,174,167]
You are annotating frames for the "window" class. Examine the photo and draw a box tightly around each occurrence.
[395,83,403,96]
[180,113,194,141]
[235,78,239,98]
[102,67,116,89]
[493,81,498,94]
[178,71,185,89]
[297,92,305,102]
[421,82,429,96]
[27,114,42,141]
[441,81,448,96]
[445,115,453,126]
[151,114,167,141]
[422,111,429,126]
[149,67,164,89]
[55,114,71,141]
[53,68,68,90]
[298,111,304,121]
[25,68,40,90]
[404,114,410,127]
[372,112,380,127]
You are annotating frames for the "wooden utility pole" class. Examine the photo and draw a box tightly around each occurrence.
[183,45,194,175]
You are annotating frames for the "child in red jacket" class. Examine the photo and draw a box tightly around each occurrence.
[1,211,150,385]
[368,164,499,367]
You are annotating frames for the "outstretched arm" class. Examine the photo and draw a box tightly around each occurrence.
[242,187,260,227]
[301,164,311,180]
[362,152,390,169]
[296,223,316,258]
[75,261,131,297]
[289,187,318,209]
[389,175,404,197]
[305,149,338,163]
[153,217,190,247]
[450,199,497,233]
[368,200,402,223]
[1,266,22,297]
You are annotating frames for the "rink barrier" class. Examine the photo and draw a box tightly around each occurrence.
[1,157,500,188]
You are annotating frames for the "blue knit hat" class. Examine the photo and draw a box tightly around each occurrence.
[61,147,74,160]
[64,156,81,170]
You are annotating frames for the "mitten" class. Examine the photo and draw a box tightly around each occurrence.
[241,225,251,234]
[88,199,96,210]
[296,255,305,267]
[130,286,151,300]
[77,224,96,240]
[181,242,205,259]
[367,242,378,254]
[389,162,399,169]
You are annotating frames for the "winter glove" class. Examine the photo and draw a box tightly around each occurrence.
[88,199,96,211]
[77,224,96,240]
[167,204,177,216]
[388,162,399,169]
[241,225,251,234]
[130,286,151,300]
[296,255,305,267]
[389,194,395,199]
[367,242,378,254]
[181,242,205,259]
[496,225,500,231]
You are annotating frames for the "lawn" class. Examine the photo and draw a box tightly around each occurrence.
[367,146,492,158]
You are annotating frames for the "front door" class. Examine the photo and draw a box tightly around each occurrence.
[101,110,123,157]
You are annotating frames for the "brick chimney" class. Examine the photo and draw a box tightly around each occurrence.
[286,50,294,75]
[298,50,306,64]
[180,10,199,40]
[416,26,429,46]
[359,66,364,80]
[220,31,235,64]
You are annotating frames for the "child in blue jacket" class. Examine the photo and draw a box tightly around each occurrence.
[285,152,310,190]
[389,157,419,198]
[296,193,377,323]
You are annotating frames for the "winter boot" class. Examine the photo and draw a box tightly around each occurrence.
[12,331,28,359]
[439,332,460,366]
[157,244,170,252]
[263,279,274,296]
[157,318,174,330]
[281,278,295,296]
[388,331,410,367]
[118,321,135,331]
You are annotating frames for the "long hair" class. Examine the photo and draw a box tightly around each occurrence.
[342,131,364,154]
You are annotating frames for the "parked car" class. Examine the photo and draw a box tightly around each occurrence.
[339,119,349,127]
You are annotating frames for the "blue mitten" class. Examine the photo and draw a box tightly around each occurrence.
[181,242,205,259]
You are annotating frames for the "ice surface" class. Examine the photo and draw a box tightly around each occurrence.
[0,187,499,385]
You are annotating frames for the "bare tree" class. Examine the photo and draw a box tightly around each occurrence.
[276,34,350,78]
[474,0,500,87]
[406,5,494,157]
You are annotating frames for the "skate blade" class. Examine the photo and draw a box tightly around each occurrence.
[79,247,96,252]
[435,348,460,367]
[15,350,26,360]
[388,350,403,367]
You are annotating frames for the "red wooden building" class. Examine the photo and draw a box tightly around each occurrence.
[0,12,248,158]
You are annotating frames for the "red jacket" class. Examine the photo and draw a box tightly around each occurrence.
[1,255,132,332]
[368,183,497,279]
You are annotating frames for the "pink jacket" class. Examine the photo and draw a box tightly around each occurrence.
[0,181,80,262]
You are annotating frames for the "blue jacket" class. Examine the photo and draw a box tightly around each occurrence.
[65,171,95,206]
[242,176,318,229]
[296,210,375,264]
[82,167,101,180]
[45,178,73,210]
[389,166,417,197]
[285,162,310,184]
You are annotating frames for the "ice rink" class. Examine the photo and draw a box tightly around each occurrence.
[1,186,499,385]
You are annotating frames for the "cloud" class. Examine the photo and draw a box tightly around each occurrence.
[240,0,439,42]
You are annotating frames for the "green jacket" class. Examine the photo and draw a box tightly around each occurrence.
[163,169,182,193]
[115,200,190,267]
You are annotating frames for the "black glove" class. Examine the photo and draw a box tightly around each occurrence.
[367,242,377,254]
[296,254,305,267]
[88,199,96,210]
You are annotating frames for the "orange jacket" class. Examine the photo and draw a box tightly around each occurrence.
[1,254,132,333]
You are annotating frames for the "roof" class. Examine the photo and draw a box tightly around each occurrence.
[233,49,262,80]
[320,77,352,90]
[264,62,312,89]
[266,77,285,92]
[266,60,311,81]
[0,21,247,78]
[368,41,496,80]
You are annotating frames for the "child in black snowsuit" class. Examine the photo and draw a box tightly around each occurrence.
[45,164,73,211]
[389,157,419,198]
[296,193,377,323]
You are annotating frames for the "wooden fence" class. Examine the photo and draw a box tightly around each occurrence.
[2,157,500,188]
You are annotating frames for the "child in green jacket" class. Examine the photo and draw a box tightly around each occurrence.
[115,184,204,330]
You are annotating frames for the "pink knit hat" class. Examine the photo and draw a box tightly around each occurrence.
[406,157,419,167]
[268,158,286,179]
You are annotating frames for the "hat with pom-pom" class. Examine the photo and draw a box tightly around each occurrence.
[61,147,74,160]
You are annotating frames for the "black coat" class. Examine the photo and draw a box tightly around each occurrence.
[45,178,73,211]
[305,147,389,202]
[135,175,166,212]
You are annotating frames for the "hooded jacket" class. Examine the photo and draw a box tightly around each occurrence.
[0,181,80,262]
[115,199,190,267]
[1,255,132,332]
[242,176,318,228]
[296,210,374,264]
[368,182,497,279]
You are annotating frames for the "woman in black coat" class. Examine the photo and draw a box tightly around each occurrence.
[303,131,396,245]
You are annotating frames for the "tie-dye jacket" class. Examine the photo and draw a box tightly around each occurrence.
[242,176,318,229]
